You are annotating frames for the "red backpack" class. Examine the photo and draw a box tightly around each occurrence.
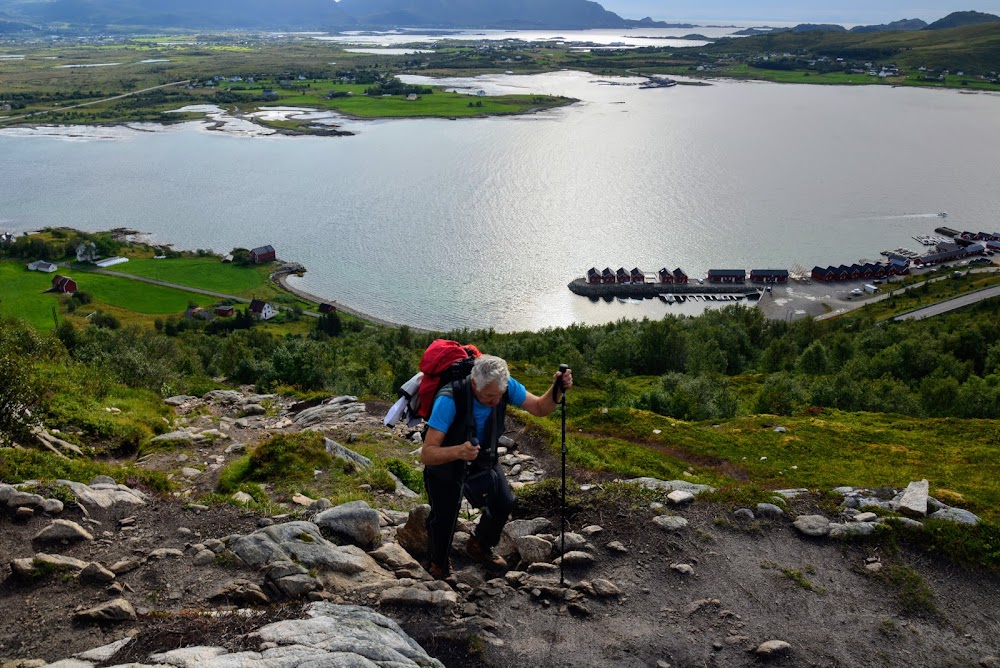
[417,340,481,419]
[384,340,481,427]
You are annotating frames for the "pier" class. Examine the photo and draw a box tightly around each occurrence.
[568,278,760,299]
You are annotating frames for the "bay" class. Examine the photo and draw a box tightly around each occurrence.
[2,72,999,332]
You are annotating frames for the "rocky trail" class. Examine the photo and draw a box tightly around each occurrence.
[2,391,999,668]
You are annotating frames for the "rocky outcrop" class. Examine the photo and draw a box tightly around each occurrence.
[314,500,382,549]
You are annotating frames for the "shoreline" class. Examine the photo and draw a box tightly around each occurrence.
[274,273,433,333]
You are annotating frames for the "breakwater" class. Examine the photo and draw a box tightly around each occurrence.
[568,278,760,299]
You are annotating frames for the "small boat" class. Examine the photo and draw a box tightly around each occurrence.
[664,294,675,304]
[938,212,948,217]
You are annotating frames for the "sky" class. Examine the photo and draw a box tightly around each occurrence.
[599,1,1000,24]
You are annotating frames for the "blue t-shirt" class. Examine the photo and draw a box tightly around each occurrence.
[427,377,527,444]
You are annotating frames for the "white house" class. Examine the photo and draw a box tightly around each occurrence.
[27,260,58,273]
[249,299,276,320]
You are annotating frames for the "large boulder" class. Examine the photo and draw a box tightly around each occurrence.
[55,480,148,509]
[73,598,136,624]
[314,500,382,549]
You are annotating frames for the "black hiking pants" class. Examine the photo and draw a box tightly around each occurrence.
[424,461,515,567]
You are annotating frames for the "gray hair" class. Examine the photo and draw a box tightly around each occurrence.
[471,355,509,391]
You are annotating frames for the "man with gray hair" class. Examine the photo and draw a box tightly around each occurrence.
[421,355,572,579]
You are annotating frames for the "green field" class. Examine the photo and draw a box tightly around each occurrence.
[0,260,216,329]
[111,257,265,295]
[0,261,66,329]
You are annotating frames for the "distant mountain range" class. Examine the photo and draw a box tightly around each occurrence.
[781,11,998,34]
[0,1,997,35]
[0,0,673,31]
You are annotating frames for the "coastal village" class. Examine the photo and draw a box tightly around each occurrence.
[574,224,999,307]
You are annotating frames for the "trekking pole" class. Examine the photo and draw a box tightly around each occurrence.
[556,364,569,587]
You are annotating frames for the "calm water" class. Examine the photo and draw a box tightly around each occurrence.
[2,73,1000,332]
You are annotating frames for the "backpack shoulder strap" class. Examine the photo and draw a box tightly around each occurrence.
[437,378,476,444]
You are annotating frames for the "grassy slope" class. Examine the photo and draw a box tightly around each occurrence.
[515,372,1000,524]
[0,261,65,329]
[110,257,265,295]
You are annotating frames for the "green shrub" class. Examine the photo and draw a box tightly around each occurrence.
[216,431,332,493]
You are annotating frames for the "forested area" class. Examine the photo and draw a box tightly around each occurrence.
[4,291,1000,453]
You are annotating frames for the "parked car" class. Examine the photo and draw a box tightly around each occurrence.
[969,257,991,265]
[850,288,863,296]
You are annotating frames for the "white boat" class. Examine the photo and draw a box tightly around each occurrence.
[938,212,948,217]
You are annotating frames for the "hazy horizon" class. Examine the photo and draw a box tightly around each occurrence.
[599,1,1000,24]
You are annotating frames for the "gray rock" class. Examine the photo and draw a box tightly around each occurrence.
[396,505,431,558]
[164,395,198,406]
[829,522,877,538]
[854,512,878,522]
[793,515,831,537]
[369,543,424,572]
[7,491,44,508]
[192,549,216,567]
[295,401,365,429]
[388,471,419,498]
[265,560,309,580]
[148,548,184,559]
[79,562,116,584]
[32,552,89,572]
[210,579,270,605]
[149,429,198,444]
[40,498,65,514]
[499,517,554,555]
[755,639,791,658]
[667,490,695,505]
[774,488,809,498]
[515,536,553,565]
[33,519,94,544]
[554,551,594,568]
[929,507,981,525]
[242,403,266,416]
[773,426,787,433]
[56,480,147,509]
[895,479,929,517]
[272,574,320,598]
[15,506,34,521]
[308,498,333,512]
[90,475,116,485]
[606,541,628,553]
[75,637,133,661]
[380,586,459,607]
[884,517,924,530]
[180,467,202,479]
[589,579,621,598]
[324,437,372,468]
[224,442,246,454]
[580,525,604,537]
[231,491,254,504]
[110,557,143,574]
[733,508,755,521]
[230,521,384,577]
[653,515,689,531]
[73,598,136,623]
[756,503,784,518]
[625,477,715,495]
[314,500,382,549]
[203,389,243,403]
[670,563,695,575]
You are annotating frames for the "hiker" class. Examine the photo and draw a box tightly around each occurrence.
[421,354,572,579]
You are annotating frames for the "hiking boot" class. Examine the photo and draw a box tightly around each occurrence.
[427,561,452,580]
[466,535,508,573]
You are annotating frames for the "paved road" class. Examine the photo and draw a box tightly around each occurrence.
[71,264,320,318]
[0,80,192,124]
[894,284,1000,321]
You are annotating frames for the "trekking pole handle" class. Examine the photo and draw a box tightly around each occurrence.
[554,364,569,400]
